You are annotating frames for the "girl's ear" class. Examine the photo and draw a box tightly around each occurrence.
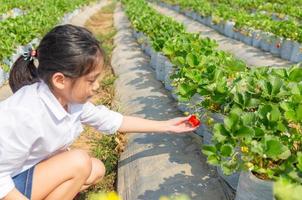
[51,72,67,90]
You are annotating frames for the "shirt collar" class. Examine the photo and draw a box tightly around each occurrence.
[38,81,70,121]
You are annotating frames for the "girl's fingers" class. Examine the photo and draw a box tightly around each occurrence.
[174,116,191,125]
[168,116,200,133]
[174,120,199,133]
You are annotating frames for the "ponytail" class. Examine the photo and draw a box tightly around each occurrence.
[9,56,39,93]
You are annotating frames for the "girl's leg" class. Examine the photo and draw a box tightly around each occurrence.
[31,149,105,200]
[80,157,106,191]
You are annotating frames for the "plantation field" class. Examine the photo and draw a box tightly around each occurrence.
[1,0,302,199]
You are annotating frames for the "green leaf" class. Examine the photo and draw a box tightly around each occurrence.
[280,102,292,111]
[277,121,287,132]
[242,112,255,126]
[173,56,185,66]
[221,165,234,176]
[213,123,229,136]
[261,80,272,96]
[289,67,302,82]
[162,45,174,56]
[227,59,246,72]
[205,83,217,92]
[233,93,244,106]
[178,83,194,97]
[274,178,302,200]
[251,140,264,155]
[259,104,272,120]
[216,79,227,94]
[292,94,302,102]
[247,98,261,108]
[271,77,283,95]
[220,144,233,157]
[224,113,239,132]
[214,69,224,81]
[230,107,243,115]
[285,110,297,122]
[186,53,199,68]
[271,68,287,78]
[269,105,281,122]
[202,145,217,156]
[254,127,265,137]
[207,155,219,165]
[297,104,302,121]
[184,69,201,83]
[234,126,255,138]
[279,149,291,160]
[288,170,302,183]
[265,139,288,160]
[289,83,300,94]
[297,152,302,172]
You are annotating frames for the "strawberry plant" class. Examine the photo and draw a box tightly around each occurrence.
[203,66,302,184]
[0,0,97,70]
[123,0,302,186]
[0,0,33,15]
[156,0,302,43]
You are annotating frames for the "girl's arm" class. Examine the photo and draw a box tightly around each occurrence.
[80,102,198,135]
[118,115,198,133]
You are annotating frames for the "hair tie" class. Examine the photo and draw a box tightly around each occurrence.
[22,47,39,68]
[22,48,37,61]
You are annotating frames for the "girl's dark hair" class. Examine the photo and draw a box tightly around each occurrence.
[9,24,104,93]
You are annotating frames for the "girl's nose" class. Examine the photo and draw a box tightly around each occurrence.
[92,80,99,91]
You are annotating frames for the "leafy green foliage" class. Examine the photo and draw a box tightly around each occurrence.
[93,135,119,175]
[0,0,96,69]
[274,178,302,200]
[158,0,302,42]
[123,0,302,185]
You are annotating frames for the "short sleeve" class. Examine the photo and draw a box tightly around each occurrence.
[80,102,123,134]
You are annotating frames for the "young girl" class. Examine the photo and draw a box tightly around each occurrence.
[0,24,198,200]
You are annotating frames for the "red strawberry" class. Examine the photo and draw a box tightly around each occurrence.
[276,43,281,48]
[188,115,201,127]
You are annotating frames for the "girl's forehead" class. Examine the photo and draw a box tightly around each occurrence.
[88,61,103,76]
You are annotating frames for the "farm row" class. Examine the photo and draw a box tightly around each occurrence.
[0,0,34,15]
[152,0,302,62]
[0,0,96,71]
[122,0,302,197]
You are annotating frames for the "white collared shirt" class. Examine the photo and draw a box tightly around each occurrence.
[0,81,123,198]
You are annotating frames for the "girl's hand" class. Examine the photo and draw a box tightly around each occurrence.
[163,116,200,133]
[118,115,200,134]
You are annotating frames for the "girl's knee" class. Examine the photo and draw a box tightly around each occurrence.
[87,158,106,185]
[69,149,92,178]
[95,159,106,180]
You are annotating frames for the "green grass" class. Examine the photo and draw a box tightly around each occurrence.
[92,135,119,175]
[97,29,117,58]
